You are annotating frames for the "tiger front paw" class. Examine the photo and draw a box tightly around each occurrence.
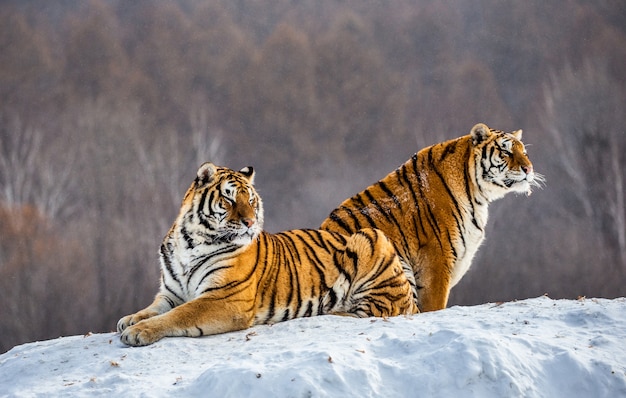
[119,320,166,347]
[117,310,157,333]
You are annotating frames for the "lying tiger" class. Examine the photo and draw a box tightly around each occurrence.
[322,123,544,312]
[118,162,417,346]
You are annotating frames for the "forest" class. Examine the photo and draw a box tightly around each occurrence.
[1,0,625,353]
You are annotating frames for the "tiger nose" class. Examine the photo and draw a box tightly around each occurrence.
[242,218,255,228]
[521,164,533,174]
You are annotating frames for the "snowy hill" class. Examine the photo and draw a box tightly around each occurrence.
[1,296,625,397]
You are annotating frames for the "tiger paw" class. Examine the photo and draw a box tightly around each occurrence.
[117,315,135,333]
[117,311,157,333]
[119,321,165,346]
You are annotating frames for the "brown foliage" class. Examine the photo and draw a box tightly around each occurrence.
[0,205,93,353]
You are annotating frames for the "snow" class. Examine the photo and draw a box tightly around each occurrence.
[1,296,625,397]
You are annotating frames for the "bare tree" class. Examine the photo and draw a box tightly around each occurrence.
[131,98,224,223]
[0,112,76,220]
[189,100,224,173]
[0,113,40,207]
[543,59,626,272]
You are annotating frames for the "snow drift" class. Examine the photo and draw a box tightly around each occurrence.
[1,296,625,397]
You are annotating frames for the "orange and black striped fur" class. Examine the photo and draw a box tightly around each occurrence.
[321,123,544,312]
[118,162,417,346]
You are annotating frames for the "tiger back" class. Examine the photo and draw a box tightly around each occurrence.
[321,123,544,312]
[118,162,417,346]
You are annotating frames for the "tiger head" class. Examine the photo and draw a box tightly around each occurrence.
[184,162,263,246]
[471,123,544,201]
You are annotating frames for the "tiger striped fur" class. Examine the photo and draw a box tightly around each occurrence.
[118,162,417,346]
[321,123,544,312]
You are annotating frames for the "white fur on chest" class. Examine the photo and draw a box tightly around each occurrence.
[449,204,488,288]
[164,236,225,302]
[172,250,207,301]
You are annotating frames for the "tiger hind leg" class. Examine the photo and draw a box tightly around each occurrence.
[329,228,419,318]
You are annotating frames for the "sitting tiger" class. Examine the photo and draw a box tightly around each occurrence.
[321,123,544,312]
[118,162,417,346]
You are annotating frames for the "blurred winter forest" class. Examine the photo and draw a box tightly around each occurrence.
[1,0,625,352]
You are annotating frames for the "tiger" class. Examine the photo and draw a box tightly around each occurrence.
[118,162,418,346]
[321,123,544,313]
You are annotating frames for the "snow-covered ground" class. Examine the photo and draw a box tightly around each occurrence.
[1,296,625,397]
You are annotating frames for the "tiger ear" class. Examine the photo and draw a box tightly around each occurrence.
[510,129,523,140]
[239,166,255,185]
[196,162,217,186]
[470,123,493,145]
